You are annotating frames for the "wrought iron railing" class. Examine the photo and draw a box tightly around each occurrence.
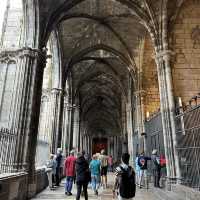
[0,127,18,174]
[145,113,165,155]
[145,105,200,189]
[145,113,166,176]
[175,105,200,189]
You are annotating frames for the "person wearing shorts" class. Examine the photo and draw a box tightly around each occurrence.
[99,149,108,188]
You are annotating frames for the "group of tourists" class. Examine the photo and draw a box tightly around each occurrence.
[45,148,165,200]
[45,148,63,189]
[135,149,166,189]
[64,149,113,199]
[46,148,112,200]
[113,149,165,200]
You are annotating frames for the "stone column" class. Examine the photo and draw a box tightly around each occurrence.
[87,135,90,154]
[72,106,80,150]
[79,122,86,151]
[110,137,114,157]
[67,99,73,152]
[114,136,118,161]
[144,0,181,181]
[47,88,63,153]
[0,48,46,196]
[134,90,146,153]
[107,137,110,155]
[126,103,133,155]
[155,50,181,180]
[62,94,70,156]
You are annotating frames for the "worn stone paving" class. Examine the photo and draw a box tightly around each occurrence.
[31,174,163,200]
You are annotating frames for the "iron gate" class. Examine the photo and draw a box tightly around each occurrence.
[175,105,200,189]
[145,113,166,175]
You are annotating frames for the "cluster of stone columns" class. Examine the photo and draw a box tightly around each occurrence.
[154,50,181,180]
[0,47,47,196]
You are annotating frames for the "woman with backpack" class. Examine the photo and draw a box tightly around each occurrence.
[75,151,91,200]
[113,153,136,200]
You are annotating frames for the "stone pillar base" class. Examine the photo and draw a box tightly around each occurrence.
[28,183,37,198]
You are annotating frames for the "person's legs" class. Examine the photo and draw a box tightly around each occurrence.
[155,170,161,187]
[76,182,82,200]
[136,170,140,185]
[139,170,144,188]
[157,170,161,187]
[101,167,108,188]
[91,175,96,192]
[105,175,108,188]
[65,177,74,194]
[47,171,53,189]
[52,174,56,186]
[65,177,69,193]
[96,175,100,190]
[144,170,148,189]
[153,170,157,187]
[83,182,88,200]
[55,168,60,186]
[68,177,74,194]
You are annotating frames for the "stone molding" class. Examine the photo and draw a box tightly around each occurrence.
[134,89,146,97]
[0,47,47,63]
[155,50,175,61]
[50,88,64,95]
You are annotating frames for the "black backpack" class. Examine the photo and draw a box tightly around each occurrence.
[119,166,136,198]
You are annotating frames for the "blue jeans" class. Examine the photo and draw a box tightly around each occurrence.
[91,175,100,191]
[65,176,74,192]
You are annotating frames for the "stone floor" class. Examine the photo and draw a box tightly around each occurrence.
[31,174,166,200]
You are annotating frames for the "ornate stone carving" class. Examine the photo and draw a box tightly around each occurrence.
[0,47,47,63]
[191,25,200,49]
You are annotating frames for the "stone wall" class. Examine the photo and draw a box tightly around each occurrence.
[142,35,160,115]
[172,0,200,105]
[0,170,48,200]
[1,8,22,49]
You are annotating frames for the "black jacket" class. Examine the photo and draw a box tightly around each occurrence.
[75,156,91,183]
[138,155,151,170]
[151,155,161,171]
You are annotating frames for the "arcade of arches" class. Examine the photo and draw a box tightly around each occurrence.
[1,0,200,199]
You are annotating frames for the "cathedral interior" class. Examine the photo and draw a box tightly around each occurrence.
[0,0,200,199]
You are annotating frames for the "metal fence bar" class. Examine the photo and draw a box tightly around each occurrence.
[143,106,200,190]
[145,113,166,177]
[0,127,19,174]
[175,105,200,190]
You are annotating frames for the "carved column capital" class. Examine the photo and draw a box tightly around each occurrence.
[134,90,146,98]
[155,50,175,62]
[0,47,47,63]
[51,88,64,95]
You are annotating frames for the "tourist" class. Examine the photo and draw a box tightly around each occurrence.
[46,154,57,190]
[84,152,91,164]
[89,154,101,195]
[108,155,113,172]
[55,148,63,186]
[138,151,151,188]
[135,153,140,185]
[113,153,136,200]
[75,151,91,200]
[151,149,161,188]
[99,149,108,188]
[64,150,76,195]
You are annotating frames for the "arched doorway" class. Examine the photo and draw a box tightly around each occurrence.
[92,137,108,154]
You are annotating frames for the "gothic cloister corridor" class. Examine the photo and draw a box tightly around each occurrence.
[31,174,170,200]
[1,0,200,200]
